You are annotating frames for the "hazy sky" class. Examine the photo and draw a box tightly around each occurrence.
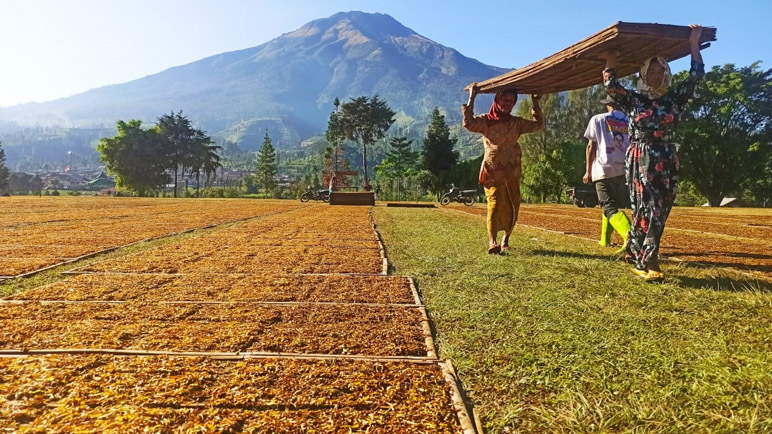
[0,0,769,107]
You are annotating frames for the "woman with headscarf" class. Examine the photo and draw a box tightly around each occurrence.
[603,25,705,282]
[463,87,544,254]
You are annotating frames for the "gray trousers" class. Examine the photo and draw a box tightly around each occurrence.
[594,175,628,219]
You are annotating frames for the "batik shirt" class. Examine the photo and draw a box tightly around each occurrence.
[462,104,545,187]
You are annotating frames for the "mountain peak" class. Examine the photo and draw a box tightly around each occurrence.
[286,11,416,45]
[1,11,506,150]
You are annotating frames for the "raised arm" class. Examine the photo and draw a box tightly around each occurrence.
[462,83,486,133]
[689,24,704,66]
[675,25,706,106]
[517,94,546,134]
[601,52,634,111]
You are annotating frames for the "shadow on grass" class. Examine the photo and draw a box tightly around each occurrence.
[668,254,772,274]
[669,272,772,293]
[529,249,614,262]
[530,249,772,293]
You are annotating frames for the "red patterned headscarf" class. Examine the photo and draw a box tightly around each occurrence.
[485,90,518,121]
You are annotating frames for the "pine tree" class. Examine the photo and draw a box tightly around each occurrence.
[375,137,419,200]
[0,142,9,194]
[421,108,458,198]
[324,99,346,178]
[255,131,278,197]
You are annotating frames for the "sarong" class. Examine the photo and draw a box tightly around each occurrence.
[484,180,520,235]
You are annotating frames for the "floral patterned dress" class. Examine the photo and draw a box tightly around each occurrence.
[604,61,704,269]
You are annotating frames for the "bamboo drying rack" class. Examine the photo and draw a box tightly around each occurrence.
[467,22,717,94]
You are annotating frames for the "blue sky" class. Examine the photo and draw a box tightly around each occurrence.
[0,0,769,107]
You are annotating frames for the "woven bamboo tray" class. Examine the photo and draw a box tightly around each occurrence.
[468,22,717,94]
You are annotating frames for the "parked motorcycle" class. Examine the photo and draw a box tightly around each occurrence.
[565,185,599,208]
[440,185,476,206]
[300,186,330,203]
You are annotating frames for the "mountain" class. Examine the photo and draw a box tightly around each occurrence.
[0,11,507,150]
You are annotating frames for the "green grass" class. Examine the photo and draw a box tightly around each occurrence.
[374,207,772,433]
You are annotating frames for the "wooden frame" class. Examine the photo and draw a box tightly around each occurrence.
[467,22,717,94]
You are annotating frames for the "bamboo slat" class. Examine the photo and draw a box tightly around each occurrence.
[467,22,717,94]
[440,360,480,434]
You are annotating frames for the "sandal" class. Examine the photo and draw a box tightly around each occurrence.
[645,270,665,283]
[631,267,648,279]
[487,244,501,255]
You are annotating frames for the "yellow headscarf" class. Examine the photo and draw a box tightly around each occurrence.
[638,56,672,98]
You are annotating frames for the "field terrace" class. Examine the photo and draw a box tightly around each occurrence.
[0,201,475,433]
[0,197,302,278]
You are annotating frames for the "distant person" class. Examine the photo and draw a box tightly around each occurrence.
[463,85,544,254]
[328,175,336,195]
[602,25,705,282]
[583,95,631,250]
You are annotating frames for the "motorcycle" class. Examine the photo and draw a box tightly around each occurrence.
[565,185,599,208]
[300,187,330,203]
[440,185,476,206]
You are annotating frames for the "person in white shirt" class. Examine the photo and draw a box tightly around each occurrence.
[583,96,632,251]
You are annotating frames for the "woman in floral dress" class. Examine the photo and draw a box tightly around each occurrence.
[603,25,705,281]
[463,87,544,254]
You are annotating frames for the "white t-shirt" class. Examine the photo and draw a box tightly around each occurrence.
[584,110,630,181]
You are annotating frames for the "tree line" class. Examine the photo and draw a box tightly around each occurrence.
[0,143,44,196]
[3,62,768,206]
[201,60,772,207]
[96,111,222,196]
[516,63,772,207]
[363,62,772,206]
[320,95,460,200]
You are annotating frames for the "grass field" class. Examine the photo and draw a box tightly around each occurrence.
[374,206,772,433]
[452,203,772,282]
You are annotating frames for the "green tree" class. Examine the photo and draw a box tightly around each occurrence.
[255,131,278,197]
[242,174,259,194]
[337,95,396,188]
[375,137,419,200]
[676,62,772,206]
[421,108,458,198]
[324,98,347,175]
[516,88,608,163]
[522,141,584,203]
[747,150,772,206]
[566,85,608,138]
[157,111,215,198]
[447,155,483,191]
[31,175,44,196]
[97,120,170,196]
[188,141,222,196]
[7,173,43,195]
[514,85,630,203]
[516,93,571,162]
[49,177,60,192]
[0,143,9,194]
